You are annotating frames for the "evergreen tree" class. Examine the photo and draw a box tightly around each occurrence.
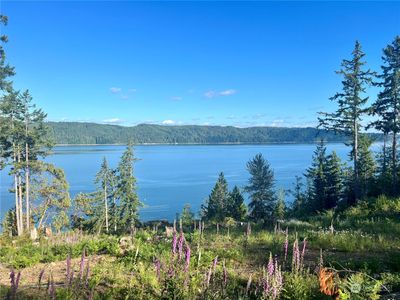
[274,189,286,220]
[357,135,376,198]
[305,141,328,212]
[30,162,70,231]
[201,172,228,223]
[325,151,344,209]
[318,41,374,203]
[115,144,141,233]
[181,204,194,227]
[245,153,276,223]
[0,14,14,92]
[290,176,307,216]
[227,186,247,221]
[95,157,112,233]
[370,36,400,195]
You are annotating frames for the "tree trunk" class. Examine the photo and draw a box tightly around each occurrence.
[17,150,24,232]
[353,121,360,203]
[25,143,30,231]
[383,133,387,174]
[12,145,21,236]
[113,197,117,233]
[393,131,397,195]
[104,184,109,233]
[37,201,49,230]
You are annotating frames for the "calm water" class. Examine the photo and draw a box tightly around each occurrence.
[0,144,381,221]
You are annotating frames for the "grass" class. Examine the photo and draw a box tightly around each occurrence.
[0,196,399,299]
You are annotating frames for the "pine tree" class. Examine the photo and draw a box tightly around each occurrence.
[290,176,307,216]
[305,141,328,212]
[325,151,344,209]
[0,14,14,91]
[181,204,194,227]
[318,41,374,203]
[274,189,286,220]
[245,153,276,223]
[115,144,141,234]
[227,186,247,221]
[95,157,112,233]
[31,162,70,231]
[201,172,229,223]
[357,135,376,198]
[370,36,400,195]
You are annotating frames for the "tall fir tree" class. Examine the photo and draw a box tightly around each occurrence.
[370,36,400,195]
[290,176,307,216]
[115,144,141,233]
[318,41,374,203]
[325,151,344,209]
[95,157,112,233]
[305,141,328,212]
[274,189,286,220]
[245,153,276,223]
[227,186,247,221]
[201,172,229,223]
[357,135,376,198]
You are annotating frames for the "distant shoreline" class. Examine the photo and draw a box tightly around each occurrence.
[54,141,353,147]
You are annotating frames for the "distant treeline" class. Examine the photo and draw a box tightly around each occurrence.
[47,122,382,145]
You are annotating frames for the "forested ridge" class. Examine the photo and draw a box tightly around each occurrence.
[47,122,381,144]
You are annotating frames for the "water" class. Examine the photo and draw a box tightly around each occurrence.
[0,143,381,221]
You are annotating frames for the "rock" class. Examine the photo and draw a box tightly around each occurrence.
[165,226,174,237]
[45,227,52,237]
[30,227,38,240]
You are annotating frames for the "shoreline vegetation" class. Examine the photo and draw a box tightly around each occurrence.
[47,121,383,145]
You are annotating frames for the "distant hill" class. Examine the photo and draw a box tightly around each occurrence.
[47,122,382,145]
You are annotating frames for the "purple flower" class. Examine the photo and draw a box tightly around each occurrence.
[10,269,15,289]
[79,248,86,282]
[212,256,218,274]
[15,272,21,291]
[267,253,274,276]
[178,232,184,260]
[184,244,191,272]
[292,238,300,272]
[154,259,161,280]
[205,268,212,287]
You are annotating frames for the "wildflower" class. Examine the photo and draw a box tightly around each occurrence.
[172,230,177,255]
[79,248,86,282]
[184,243,191,272]
[205,268,212,287]
[223,260,228,286]
[15,272,21,291]
[267,253,274,276]
[178,231,184,260]
[301,238,307,264]
[10,269,15,290]
[284,227,288,261]
[154,259,161,280]
[212,256,218,274]
[292,238,300,272]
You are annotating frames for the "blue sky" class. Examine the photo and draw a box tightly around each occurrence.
[1,1,399,127]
